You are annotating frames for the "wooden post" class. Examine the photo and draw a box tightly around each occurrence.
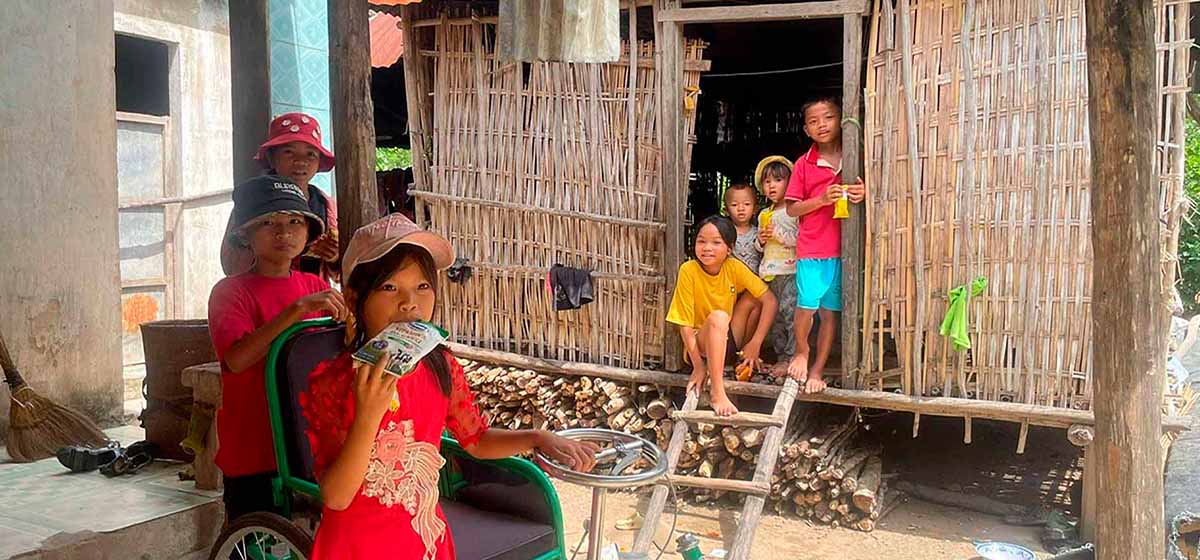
[840,13,864,389]
[657,0,685,371]
[1068,424,1098,541]
[1084,2,1166,558]
[229,0,271,183]
[329,0,381,253]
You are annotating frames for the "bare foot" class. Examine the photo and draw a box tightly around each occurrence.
[711,390,739,416]
[768,362,789,378]
[804,374,827,394]
[787,355,808,381]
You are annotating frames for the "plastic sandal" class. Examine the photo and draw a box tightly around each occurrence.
[614,511,643,530]
[101,440,158,477]
[56,442,120,473]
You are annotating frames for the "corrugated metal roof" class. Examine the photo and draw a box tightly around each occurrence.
[369,11,404,68]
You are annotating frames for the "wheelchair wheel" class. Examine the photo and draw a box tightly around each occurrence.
[208,512,314,560]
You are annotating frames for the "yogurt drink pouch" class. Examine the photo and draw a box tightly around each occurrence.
[353,321,449,378]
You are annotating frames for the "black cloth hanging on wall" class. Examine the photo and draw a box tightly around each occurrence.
[548,264,594,311]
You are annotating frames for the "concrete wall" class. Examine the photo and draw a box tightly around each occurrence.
[114,0,233,320]
[0,1,124,427]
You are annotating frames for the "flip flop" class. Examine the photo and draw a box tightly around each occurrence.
[101,440,159,477]
[56,442,121,473]
[614,511,643,530]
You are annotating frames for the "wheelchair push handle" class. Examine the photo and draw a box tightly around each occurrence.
[592,438,644,462]
[536,428,667,489]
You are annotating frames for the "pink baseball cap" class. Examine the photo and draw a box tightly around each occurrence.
[343,213,456,283]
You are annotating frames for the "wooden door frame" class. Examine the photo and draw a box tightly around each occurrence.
[655,2,868,383]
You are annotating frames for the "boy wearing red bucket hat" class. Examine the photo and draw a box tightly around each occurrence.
[221,112,342,282]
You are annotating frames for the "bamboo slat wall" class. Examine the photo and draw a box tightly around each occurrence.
[408,18,709,368]
[863,0,1190,409]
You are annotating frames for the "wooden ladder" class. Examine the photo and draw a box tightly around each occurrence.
[633,377,800,559]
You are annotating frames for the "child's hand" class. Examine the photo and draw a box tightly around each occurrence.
[687,363,708,395]
[756,226,773,246]
[844,177,866,204]
[353,354,397,424]
[293,289,349,321]
[536,431,600,472]
[820,185,842,206]
[309,234,340,263]
[737,341,764,375]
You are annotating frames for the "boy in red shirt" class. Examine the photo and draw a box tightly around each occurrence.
[784,98,865,393]
[208,174,349,521]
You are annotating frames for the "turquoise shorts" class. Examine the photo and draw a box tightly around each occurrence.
[795,258,842,311]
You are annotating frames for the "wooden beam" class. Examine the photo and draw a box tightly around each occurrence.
[840,13,865,389]
[658,4,686,371]
[228,0,270,184]
[656,0,868,23]
[671,410,784,428]
[446,342,1193,433]
[329,0,381,255]
[634,392,697,553]
[1084,1,1166,557]
[668,475,771,495]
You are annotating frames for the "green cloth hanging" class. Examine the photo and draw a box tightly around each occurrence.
[939,277,988,352]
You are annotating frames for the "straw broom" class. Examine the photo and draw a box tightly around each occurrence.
[1,327,107,462]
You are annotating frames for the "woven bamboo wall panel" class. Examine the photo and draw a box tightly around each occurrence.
[863,0,1189,409]
[410,20,708,368]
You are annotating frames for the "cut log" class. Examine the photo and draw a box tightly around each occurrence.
[738,427,764,449]
[852,456,882,512]
[723,427,742,454]
[646,398,670,419]
[830,444,875,482]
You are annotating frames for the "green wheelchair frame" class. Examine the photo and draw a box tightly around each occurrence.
[261,318,568,560]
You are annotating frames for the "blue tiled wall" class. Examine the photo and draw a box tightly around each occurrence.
[270,0,334,195]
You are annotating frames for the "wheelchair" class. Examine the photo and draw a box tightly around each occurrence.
[207,319,568,560]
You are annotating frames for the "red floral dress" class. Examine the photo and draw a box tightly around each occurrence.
[299,352,489,560]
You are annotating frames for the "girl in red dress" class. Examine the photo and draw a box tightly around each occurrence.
[299,214,598,560]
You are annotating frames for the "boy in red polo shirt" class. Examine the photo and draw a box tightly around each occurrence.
[208,174,349,522]
[784,98,865,393]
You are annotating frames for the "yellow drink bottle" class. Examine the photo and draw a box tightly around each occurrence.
[759,209,775,281]
[833,184,850,219]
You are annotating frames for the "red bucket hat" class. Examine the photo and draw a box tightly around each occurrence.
[254,112,336,172]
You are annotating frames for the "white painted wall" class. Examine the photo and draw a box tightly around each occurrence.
[0,1,123,426]
[114,1,233,320]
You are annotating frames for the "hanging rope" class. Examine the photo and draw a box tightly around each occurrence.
[703,61,842,78]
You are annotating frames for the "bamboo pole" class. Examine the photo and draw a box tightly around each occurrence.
[896,0,927,395]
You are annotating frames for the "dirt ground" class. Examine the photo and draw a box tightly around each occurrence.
[551,409,1078,560]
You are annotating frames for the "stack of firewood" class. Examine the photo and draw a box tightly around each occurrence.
[767,411,893,531]
[459,359,674,450]
[458,359,896,532]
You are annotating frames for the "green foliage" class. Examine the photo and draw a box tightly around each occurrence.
[375,147,412,171]
[1179,115,1200,315]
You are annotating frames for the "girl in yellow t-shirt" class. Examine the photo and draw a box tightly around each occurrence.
[666,216,778,416]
